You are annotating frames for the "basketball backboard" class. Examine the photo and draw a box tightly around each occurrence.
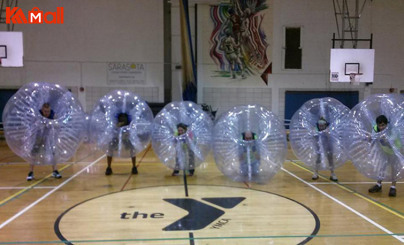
[0,31,23,67]
[329,49,374,83]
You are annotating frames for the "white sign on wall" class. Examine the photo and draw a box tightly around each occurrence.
[107,62,146,85]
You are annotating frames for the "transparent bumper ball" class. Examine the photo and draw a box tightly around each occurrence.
[81,113,97,152]
[289,97,350,171]
[151,101,213,171]
[2,82,86,165]
[89,90,153,158]
[213,105,287,183]
[343,94,404,181]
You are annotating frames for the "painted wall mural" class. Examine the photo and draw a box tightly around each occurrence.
[210,0,272,84]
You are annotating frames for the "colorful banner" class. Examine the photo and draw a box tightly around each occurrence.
[209,0,271,84]
[180,0,197,102]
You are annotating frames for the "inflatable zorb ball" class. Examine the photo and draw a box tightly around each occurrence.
[80,113,91,144]
[344,94,404,181]
[81,113,97,152]
[2,82,85,165]
[213,105,287,183]
[152,101,213,171]
[289,97,350,171]
[89,90,153,158]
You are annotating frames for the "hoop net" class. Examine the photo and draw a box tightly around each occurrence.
[349,73,362,86]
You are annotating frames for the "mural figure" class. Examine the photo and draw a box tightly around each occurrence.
[219,31,246,79]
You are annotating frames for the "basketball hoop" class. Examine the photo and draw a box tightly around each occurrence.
[349,73,362,85]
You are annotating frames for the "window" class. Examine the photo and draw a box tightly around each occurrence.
[284,27,302,69]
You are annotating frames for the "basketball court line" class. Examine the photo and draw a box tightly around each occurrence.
[0,162,22,167]
[311,181,404,185]
[0,186,57,189]
[120,145,151,191]
[287,160,404,218]
[0,154,105,230]
[0,155,18,163]
[2,232,404,244]
[281,167,404,243]
[0,163,73,207]
[0,161,93,165]
[0,152,101,207]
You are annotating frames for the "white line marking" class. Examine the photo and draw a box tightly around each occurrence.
[0,155,105,230]
[0,186,57,190]
[310,182,404,185]
[0,162,27,165]
[65,161,93,164]
[282,167,404,243]
[0,161,93,164]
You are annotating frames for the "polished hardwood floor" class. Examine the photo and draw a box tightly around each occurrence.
[0,139,403,245]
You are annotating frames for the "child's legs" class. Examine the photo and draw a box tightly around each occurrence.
[131,156,136,167]
[327,152,335,173]
[377,155,390,182]
[188,150,195,171]
[389,154,399,186]
[107,155,113,168]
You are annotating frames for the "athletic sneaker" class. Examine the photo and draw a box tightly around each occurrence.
[188,169,194,176]
[105,167,112,175]
[132,166,138,175]
[52,170,62,179]
[172,170,180,176]
[27,171,34,181]
[389,187,396,197]
[312,173,319,180]
[330,174,338,182]
[368,184,382,193]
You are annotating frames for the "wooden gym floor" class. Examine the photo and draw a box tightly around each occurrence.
[0,139,403,245]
